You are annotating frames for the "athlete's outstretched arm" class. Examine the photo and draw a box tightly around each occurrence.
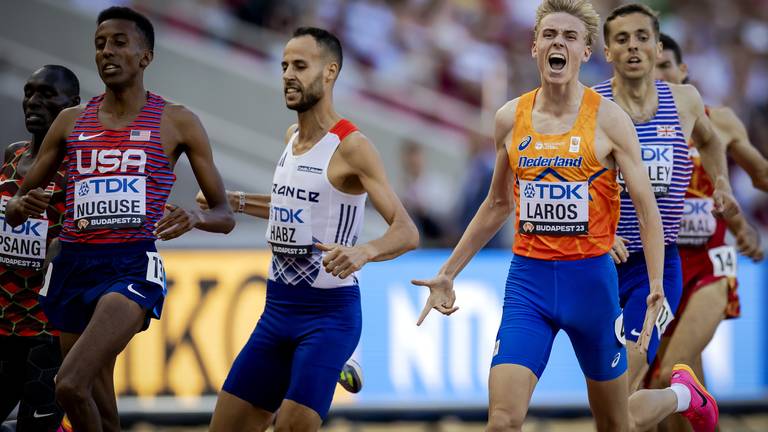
[683,86,739,218]
[602,100,665,353]
[5,107,76,227]
[316,133,419,278]
[155,106,234,239]
[412,102,517,325]
[193,124,298,219]
[711,106,768,192]
[196,190,270,219]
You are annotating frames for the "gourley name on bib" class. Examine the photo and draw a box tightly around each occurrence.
[0,196,47,269]
[617,143,673,197]
[74,175,146,230]
[519,180,588,235]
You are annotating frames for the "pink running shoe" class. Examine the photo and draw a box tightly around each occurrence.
[56,415,73,432]
[671,364,719,432]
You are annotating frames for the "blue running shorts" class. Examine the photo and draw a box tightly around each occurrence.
[222,280,362,419]
[617,244,683,364]
[492,253,627,381]
[39,241,166,334]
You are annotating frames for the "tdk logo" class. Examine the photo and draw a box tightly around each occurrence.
[76,149,146,174]
[79,178,141,196]
[683,200,711,215]
[641,146,671,162]
[270,206,304,224]
[0,218,44,236]
[518,135,532,151]
[526,183,584,200]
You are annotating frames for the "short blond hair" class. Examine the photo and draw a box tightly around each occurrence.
[534,0,600,47]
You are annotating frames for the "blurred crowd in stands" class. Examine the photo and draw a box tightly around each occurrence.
[75,0,768,247]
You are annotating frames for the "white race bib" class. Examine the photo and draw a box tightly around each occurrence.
[73,175,146,230]
[655,297,675,338]
[617,143,674,197]
[708,245,737,278]
[518,180,588,236]
[266,204,313,256]
[678,198,717,246]
[0,196,47,269]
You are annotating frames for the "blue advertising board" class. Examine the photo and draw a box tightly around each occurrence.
[350,250,767,407]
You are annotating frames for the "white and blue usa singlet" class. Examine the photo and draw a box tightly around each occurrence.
[594,80,693,252]
[266,119,366,289]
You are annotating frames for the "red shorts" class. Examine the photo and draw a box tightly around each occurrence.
[676,218,740,329]
[645,219,738,386]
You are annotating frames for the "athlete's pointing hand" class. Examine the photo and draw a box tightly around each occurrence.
[411,274,459,326]
[316,242,373,279]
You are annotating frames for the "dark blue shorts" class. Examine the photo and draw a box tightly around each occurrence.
[222,280,361,420]
[38,241,166,334]
[492,254,627,381]
[617,244,682,364]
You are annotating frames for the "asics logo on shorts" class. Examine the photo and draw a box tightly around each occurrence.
[611,352,621,368]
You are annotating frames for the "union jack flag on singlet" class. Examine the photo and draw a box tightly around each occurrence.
[594,80,693,252]
[59,92,175,243]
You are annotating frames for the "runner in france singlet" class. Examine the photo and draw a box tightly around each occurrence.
[267,119,367,288]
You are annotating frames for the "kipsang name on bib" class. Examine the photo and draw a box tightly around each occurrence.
[0,195,48,269]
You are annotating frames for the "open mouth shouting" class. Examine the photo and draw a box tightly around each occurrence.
[548,53,567,72]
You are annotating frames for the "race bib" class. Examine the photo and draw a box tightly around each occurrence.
[145,251,166,287]
[518,180,588,236]
[655,297,675,338]
[266,204,313,257]
[0,197,47,269]
[678,198,717,246]
[73,175,146,230]
[617,144,674,197]
[709,245,737,278]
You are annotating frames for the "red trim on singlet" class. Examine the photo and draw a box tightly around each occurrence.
[329,119,358,142]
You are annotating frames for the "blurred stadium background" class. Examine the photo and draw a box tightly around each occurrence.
[1,0,766,430]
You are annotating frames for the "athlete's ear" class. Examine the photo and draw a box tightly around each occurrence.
[325,61,339,83]
[531,39,538,59]
[655,39,663,58]
[583,44,592,63]
[604,43,613,64]
[71,95,81,106]
[139,50,153,69]
[679,62,688,78]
